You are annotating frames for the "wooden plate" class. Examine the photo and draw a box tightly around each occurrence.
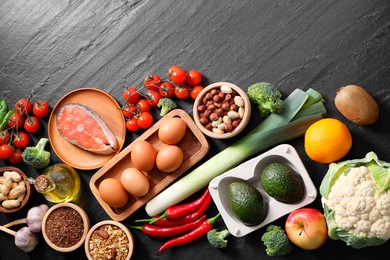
[90,109,209,221]
[48,88,126,170]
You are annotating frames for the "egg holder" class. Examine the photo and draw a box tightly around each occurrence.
[90,109,209,221]
[208,144,317,237]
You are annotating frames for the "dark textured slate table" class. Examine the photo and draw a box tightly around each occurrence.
[1,0,389,259]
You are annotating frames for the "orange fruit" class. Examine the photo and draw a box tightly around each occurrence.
[304,118,352,164]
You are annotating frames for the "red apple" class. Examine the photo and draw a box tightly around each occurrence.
[285,208,328,250]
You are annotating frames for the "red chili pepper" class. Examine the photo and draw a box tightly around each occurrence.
[136,188,211,225]
[158,213,221,252]
[129,215,207,238]
[147,191,212,227]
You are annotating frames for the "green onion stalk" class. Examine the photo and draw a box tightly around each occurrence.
[146,88,327,217]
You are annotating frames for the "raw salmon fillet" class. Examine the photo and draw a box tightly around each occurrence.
[56,103,118,154]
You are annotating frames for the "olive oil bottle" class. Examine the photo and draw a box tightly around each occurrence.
[29,164,81,203]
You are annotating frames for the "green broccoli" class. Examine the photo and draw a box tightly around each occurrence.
[157,98,177,116]
[247,82,284,117]
[261,225,293,256]
[22,138,51,169]
[207,229,231,248]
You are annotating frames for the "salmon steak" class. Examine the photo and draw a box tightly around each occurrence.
[56,103,118,154]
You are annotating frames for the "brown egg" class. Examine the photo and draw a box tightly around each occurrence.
[158,117,187,144]
[98,178,128,208]
[131,140,157,172]
[120,168,150,197]
[156,145,184,173]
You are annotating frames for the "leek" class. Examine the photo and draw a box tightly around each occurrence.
[145,88,327,217]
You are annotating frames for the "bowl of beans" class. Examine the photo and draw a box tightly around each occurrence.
[0,166,31,213]
[193,82,251,139]
[42,203,90,252]
[85,220,134,260]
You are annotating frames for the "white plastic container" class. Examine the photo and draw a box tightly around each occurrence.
[208,144,317,237]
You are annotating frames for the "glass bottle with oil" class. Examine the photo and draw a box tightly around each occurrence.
[28,164,81,203]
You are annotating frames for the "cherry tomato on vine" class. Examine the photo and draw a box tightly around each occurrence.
[24,116,41,133]
[123,87,140,104]
[0,130,11,145]
[8,150,22,164]
[13,132,30,149]
[175,86,191,100]
[137,111,154,129]
[0,144,13,160]
[14,99,32,116]
[126,117,140,132]
[190,85,204,100]
[146,90,162,107]
[122,103,138,118]
[186,70,202,86]
[159,81,175,98]
[33,100,50,118]
[8,113,24,129]
[144,74,162,90]
[136,99,150,113]
[168,65,187,85]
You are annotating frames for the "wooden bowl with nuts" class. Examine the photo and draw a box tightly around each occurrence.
[42,203,90,252]
[193,82,251,139]
[85,220,134,260]
[0,166,31,213]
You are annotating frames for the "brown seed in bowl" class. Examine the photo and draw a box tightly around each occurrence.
[45,207,84,248]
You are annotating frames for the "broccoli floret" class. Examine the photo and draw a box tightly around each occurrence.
[247,82,284,117]
[261,225,293,256]
[207,229,231,248]
[157,98,177,116]
[22,138,50,169]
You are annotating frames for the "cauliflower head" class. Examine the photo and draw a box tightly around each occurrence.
[320,152,390,248]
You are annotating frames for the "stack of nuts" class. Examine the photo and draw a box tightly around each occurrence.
[0,171,27,209]
[197,84,245,134]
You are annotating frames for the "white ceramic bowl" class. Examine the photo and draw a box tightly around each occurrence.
[208,144,317,237]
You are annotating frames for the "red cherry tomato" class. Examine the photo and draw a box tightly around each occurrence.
[190,85,204,100]
[146,90,162,107]
[137,111,154,129]
[0,144,13,160]
[186,70,203,86]
[175,86,191,100]
[122,103,138,118]
[168,65,187,85]
[0,130,11,145]
[8,150,22,164]
[123,87,140,104]
[144,74,162,90]
[24,116,41,133]
[13,132,30,149]
[136,99,150,113]
[8,113,24,129]
[126,117,140,132]
[159,81,175,98]
[33,100,50,118]
[14,99,32,116]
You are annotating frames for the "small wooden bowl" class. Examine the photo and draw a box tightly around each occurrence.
[193,82,251,139]
[0,166,31,213]
[85,220,134,260]
[84,220,134,260]
[42,203,90,252]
